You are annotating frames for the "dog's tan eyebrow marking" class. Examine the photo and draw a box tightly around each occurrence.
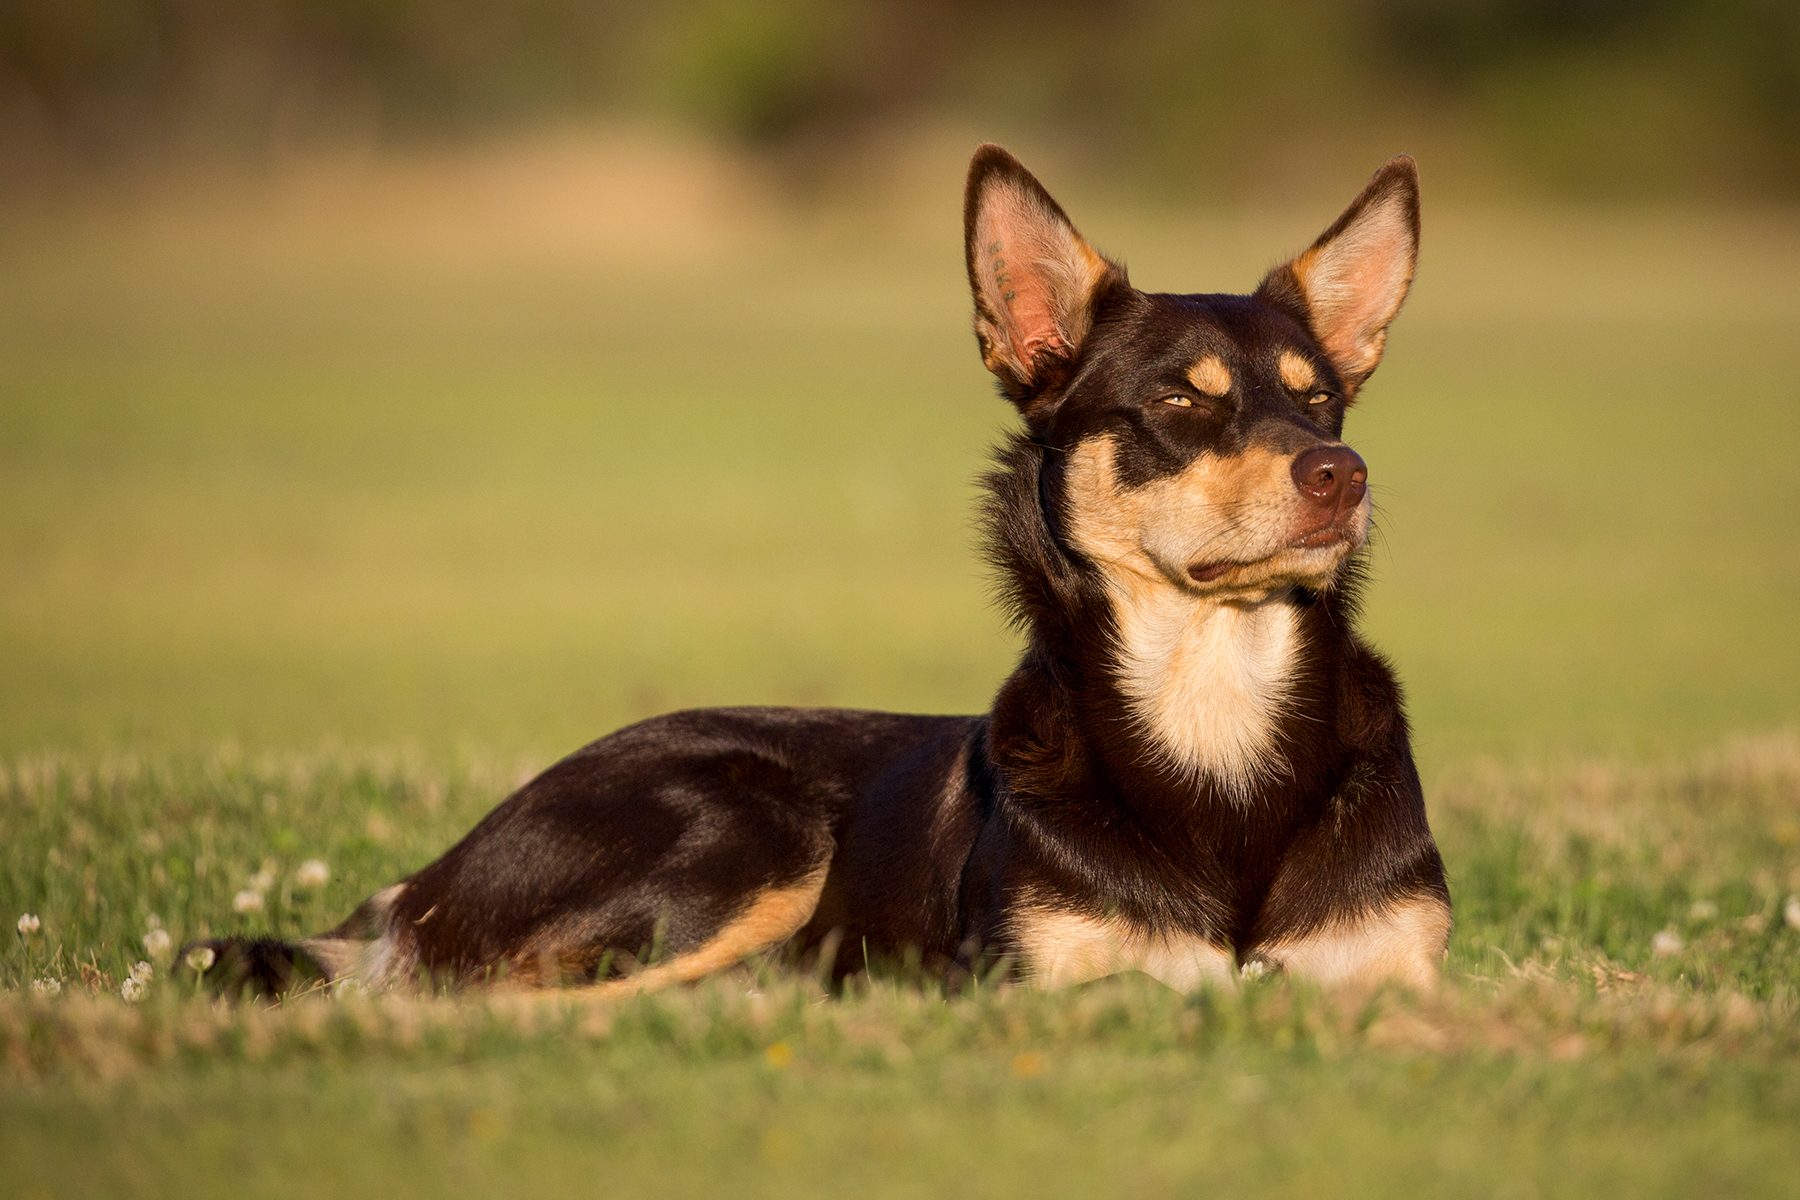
[1186,355,1232,396]
[1278,350,1317,392]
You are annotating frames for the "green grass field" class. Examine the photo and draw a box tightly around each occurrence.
[3,149,1798,1196]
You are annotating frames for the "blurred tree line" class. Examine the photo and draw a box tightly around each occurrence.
[2,0,1796,200]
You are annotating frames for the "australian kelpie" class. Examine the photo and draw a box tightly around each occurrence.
[189,145,1450,997]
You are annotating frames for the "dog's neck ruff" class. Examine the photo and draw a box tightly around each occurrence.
[1105,585,1303,803]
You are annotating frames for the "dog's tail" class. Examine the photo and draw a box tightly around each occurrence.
[178,884,413,999]
[174,935,331,998]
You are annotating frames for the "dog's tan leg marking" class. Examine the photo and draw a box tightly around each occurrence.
[1257,895,1450,991]
[300,882,411,985]
[511,865,830,1001]
[1013,908,1236,991]
[297,936,364,979]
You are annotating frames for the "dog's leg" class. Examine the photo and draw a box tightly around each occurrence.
[1011,907,1237,991]
[544,861,830,1000]
[1251,895,1450,991]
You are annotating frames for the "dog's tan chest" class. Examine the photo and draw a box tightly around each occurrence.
[1111,595,1300,800]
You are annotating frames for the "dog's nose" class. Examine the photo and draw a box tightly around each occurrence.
[1291,445,1368,511]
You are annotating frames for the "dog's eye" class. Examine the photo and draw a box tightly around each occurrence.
[1160,394,1194,408]
[1308,391,1334,406]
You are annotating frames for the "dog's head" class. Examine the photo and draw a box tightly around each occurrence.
[965,146,1418,603]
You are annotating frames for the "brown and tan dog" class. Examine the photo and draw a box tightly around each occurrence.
[188,146,1450,997]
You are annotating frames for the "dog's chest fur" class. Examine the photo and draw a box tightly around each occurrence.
[1107,586,1302,799]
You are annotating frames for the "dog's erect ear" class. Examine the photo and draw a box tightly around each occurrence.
[1259,156,1420,388]
[965,145,1123,408]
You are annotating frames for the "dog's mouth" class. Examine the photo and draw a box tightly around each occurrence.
[1186,561,1238,584]
[1185,523,1361,588]
[1289,524,1353,551]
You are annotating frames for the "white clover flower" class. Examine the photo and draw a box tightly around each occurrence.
[129,960,154,984]
[1687,899,1718,922]
[233,889,265,914]
[294,859,330,890]
[1651,929,1684,958]
[31,977,61,997]
[184,945,217,973]
[17,913,40,936]
[1785,895,1800,932]
[143,927,172,959]
[247,865,276,893]
[120,975,148,1003]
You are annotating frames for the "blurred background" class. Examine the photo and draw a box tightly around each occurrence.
[2,0,1797,770]
[5,0,1799,199]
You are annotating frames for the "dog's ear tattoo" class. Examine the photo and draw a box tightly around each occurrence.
[1260,156,1420,389]
[964,145,1124,411]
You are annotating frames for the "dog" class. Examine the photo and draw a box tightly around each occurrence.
[187,145,1450,998]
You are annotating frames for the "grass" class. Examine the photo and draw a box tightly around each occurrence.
[2,141,1799,1196]
[3,741,1799,1197]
